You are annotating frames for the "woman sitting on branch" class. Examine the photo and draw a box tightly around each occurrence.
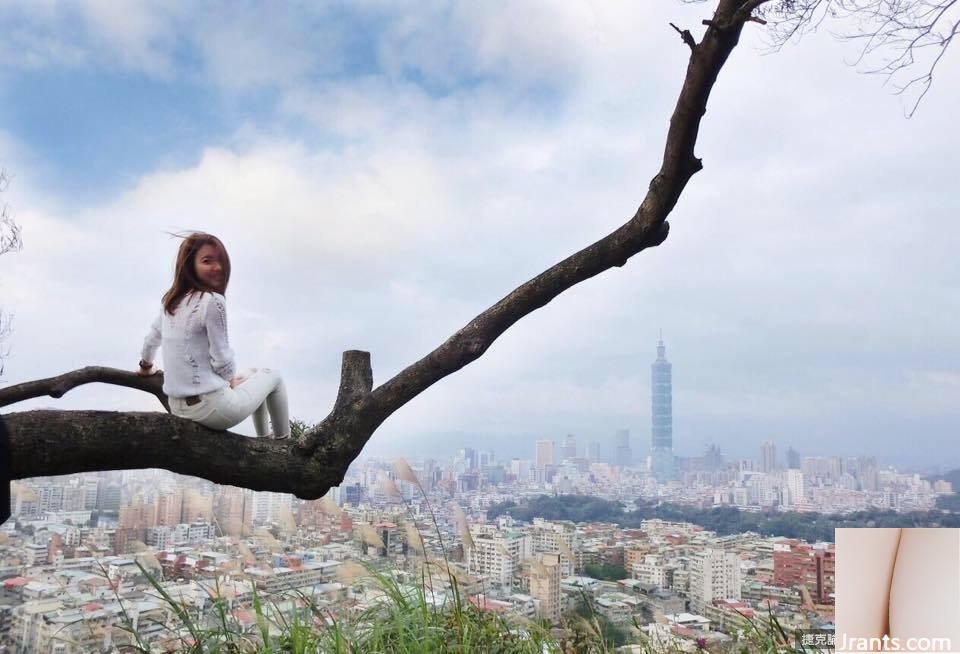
[137,232,290,440]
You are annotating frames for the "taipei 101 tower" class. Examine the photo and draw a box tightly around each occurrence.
[650,331,674,482]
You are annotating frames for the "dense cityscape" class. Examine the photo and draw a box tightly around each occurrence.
[1,339,954,652]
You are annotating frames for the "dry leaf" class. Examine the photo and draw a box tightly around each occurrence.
[318,493,342,517]
[10,481,37,502]
[358,524,385,550]
[335,561,369,585]
[136,552,163,575]
[378,472,401,499]
[449,503,474,551]
[253,527,283,552]
[222,516,244,538]
[578,616,601,639]
[237,542,257,566]
[403,521,425,553]
[393,458,420,485]
[277,506,298,534]
[425,560,473,585]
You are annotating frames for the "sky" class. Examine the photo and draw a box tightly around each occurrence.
[0,2,957,472]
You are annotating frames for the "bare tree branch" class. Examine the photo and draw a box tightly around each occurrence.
[0,170,22,378]
[0,366,170,413]
[0,171,20,258]
[755,0,959,116]
[4,410,337,496]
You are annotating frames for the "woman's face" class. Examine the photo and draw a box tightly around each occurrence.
[194,243,226,292]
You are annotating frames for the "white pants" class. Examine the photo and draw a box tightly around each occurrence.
[168,368,290,438]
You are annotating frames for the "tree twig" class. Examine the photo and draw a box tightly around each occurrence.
[670,22,698,50]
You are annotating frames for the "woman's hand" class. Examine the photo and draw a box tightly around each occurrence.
[136,362,160,377]
[229,368,258,388]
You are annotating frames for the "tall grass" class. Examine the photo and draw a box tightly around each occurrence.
[123,557,565,653]
[120,564,822,654]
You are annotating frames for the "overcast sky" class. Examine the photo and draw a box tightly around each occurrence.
[0,2,957,472]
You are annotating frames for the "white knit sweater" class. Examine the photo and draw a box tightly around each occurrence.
[141,291,237,398]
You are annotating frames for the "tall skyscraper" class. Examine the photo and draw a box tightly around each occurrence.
[760,441,778,473]
[510,458,531,482]
[650,332,674,481]
[458,448,477,470]
[214,486,252,537]
[562,434,577,461]
[703,444,723,472]
[155,488,183,526]
[614,429,632,467]
[586,441,600,463]
[785,469,805,506]
[535,440,555,467]
[250,491,292,526]
[786,446,801,469]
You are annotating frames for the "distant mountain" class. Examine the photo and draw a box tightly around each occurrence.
[927,468,960,487]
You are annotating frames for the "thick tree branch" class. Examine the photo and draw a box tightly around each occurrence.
[332,351,373,415]
[1,419,9,524]
[4,410,339,498]
[3,0,758,501]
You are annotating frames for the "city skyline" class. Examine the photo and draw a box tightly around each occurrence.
[9,435,951,530]
[358,428,951,476]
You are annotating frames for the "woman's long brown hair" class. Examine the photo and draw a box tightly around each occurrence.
[161,232,231,315]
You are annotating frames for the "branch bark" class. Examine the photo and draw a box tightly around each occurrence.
[2,0,758,502]
[0,366,170,412]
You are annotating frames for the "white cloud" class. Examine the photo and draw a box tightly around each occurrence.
[0,1,183,76]
[193,9,343,93]
[375,2,598,88]
[76,0,182,77]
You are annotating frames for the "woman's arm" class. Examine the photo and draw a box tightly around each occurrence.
[204,293,237,382]
[835,527,902,649]
[139,312,162,369]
